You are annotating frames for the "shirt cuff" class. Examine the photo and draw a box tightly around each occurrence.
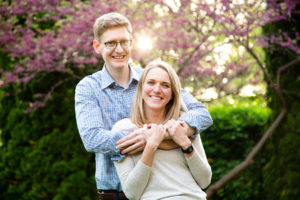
[111,153,126,162]
[179,112,199,138]
[110,131,130,161]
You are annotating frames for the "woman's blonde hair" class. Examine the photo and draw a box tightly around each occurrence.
[131,60,182,127]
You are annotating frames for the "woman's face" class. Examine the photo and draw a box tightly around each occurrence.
[142,67,172,112]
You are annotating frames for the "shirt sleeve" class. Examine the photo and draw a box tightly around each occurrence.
[185,134,212,189]
[75,79,128,159]
[179,89,213,134]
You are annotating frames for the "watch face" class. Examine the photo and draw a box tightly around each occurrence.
[182,144,193,154]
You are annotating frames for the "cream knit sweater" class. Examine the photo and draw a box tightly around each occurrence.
[112,118,212,200]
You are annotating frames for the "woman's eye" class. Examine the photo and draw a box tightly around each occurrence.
[162,84,170,88]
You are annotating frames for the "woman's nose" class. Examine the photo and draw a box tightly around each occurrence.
[153,84,161,92]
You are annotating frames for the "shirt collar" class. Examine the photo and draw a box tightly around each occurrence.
[130,64,140,82]
[100,64,139,90]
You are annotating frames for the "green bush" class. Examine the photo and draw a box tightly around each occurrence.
[0,72,97,200]
[202,103,270,200]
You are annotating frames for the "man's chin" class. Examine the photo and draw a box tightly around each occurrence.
[113,62,128,69]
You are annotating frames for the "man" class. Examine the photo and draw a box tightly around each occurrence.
[75,12,213,200]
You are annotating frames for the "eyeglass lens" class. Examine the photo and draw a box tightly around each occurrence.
[104,40,131,49]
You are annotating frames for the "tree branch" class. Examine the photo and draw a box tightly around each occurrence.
[276,57,300,87]
[206,108,287,199]
[205,34,297,199]
[25,77,72,113]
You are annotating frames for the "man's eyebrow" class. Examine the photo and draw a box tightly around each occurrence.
[105,39,130,42]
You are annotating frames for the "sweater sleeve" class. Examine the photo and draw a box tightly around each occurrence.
[114,159,151,200]
[185,134,212,189]
[112,119,152,200]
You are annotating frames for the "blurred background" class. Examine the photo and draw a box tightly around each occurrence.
[0,0,299,199]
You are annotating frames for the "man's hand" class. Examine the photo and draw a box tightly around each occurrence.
[116,128,147,155]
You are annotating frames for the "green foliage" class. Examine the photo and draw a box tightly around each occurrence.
[202,103,271,200]
[263,133,300,200]
[262,4,300,200]
[0,73,97,200]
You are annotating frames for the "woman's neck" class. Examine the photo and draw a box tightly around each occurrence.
[145,108,165,124]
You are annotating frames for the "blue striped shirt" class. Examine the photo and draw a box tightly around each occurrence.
[75,65,213,190]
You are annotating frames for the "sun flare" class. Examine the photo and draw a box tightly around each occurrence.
[136,36,153,51]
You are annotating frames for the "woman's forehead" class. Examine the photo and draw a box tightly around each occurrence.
[145,68,170,81]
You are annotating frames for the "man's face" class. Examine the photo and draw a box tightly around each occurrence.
[94,26,133,71]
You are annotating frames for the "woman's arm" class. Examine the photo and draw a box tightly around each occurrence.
[139,124,167,166]
[184,134,212,189]
[113,121,167,199]
[166,119,212,189]
[114,158,151,200]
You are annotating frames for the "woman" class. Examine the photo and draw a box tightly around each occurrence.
[112,60,212,200]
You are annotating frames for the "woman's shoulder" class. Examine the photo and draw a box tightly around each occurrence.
[112,118,137,132]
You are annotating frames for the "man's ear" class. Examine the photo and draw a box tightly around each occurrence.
[93,39,102,55]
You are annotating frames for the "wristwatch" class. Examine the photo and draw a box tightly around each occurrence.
[181,143,193,154]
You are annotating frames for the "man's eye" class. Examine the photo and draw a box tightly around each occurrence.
[121,40,130,46]
[105,41,117,48]
[107,41,116,46]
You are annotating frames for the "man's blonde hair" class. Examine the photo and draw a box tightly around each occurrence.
[131,60,182,127]
[93,12,133,41]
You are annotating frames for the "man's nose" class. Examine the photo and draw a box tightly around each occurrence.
[115,43,124,52]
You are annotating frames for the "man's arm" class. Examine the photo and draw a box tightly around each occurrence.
[179,89,213,135]
[75,79,129,158]
[116,126,177,154]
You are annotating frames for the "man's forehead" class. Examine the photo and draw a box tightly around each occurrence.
[100,26,132,42]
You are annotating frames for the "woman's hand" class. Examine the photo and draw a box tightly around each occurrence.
[146,124,168,149]
[164,119,191,150]
[140,124,168,167]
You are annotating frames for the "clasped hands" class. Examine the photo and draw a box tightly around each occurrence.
[116,120,194,155]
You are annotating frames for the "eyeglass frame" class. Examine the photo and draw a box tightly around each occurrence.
[103,39,132,49]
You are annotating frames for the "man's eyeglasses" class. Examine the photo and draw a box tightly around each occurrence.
[104,40,132,49]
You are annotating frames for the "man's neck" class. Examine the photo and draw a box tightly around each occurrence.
[106,65,130,88]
